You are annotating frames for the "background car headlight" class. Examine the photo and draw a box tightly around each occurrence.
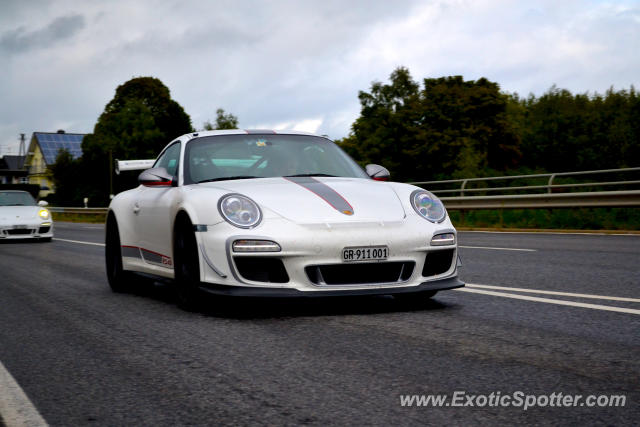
[38,209,50,219]
[410,190,446,222]
[218,194,262,228]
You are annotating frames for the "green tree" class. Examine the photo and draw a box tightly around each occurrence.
[417,76,521,177]
[49,149,82,206]
[513,85,640,172]
[203,108,239,130]
[339,68,520,181]
[78,77,192,204]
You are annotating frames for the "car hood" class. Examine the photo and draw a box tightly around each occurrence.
[199,177,407,224]
[0,206,39,222]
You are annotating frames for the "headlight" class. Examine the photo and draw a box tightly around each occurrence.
[410,190,446,223]
[38,209,50,220]
[218,194,262,228]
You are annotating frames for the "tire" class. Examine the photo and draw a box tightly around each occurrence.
[105,214,133,293]
[173,215,202,310]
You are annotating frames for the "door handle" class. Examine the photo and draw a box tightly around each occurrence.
[133,203,140,215]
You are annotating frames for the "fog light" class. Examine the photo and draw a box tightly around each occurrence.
[431,233,455,246]
[232,240,281,252]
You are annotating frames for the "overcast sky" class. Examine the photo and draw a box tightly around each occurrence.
[1,0,638,154]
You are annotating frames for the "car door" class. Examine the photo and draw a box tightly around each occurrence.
[134,141,182,271]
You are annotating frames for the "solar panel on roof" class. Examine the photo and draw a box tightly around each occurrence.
[35,133,85,164]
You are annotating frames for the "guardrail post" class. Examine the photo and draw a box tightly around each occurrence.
[548,174,556,193]
[459,179,469,224]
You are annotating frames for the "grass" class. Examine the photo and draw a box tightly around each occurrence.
[51,212,106,224]
[448,207,640,231]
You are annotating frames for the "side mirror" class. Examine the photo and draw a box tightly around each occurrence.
[365,164,390,181]
[138,167,176,187]
[38,200,49,207]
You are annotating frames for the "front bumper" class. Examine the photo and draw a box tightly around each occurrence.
[195,216,462,295]
[0,221,54,239]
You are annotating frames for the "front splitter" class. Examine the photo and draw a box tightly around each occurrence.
[198,276,464,298]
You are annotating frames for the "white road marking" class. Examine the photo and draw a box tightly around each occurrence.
[53,238,105,247]
[454,287,640,315]
[466,283,640,303]
[0,360,48,427]
[458,245,537,252]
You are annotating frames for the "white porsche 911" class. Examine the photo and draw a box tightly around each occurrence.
[106,130,463,308]
[0,190,53,241]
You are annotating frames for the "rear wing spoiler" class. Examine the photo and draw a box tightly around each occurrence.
[115,159,155,175]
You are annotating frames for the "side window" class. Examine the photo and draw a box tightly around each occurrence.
[155,142,181,177]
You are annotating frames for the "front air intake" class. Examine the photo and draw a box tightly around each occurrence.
[6,228,34,235]
[233,257,289,283]
[306,261,415,285]
[422,249,455,277]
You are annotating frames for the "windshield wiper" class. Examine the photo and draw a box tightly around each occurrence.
[198,176,260,183]
[285,173,336,177]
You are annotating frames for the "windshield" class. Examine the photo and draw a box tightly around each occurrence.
[183,134,369,184]
[0,191,37,206]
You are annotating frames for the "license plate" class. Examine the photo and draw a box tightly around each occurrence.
[13,225,27,229]
[342,246,389,262]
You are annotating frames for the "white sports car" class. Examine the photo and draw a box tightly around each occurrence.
[0,190,53,241]
[106,130,463,308]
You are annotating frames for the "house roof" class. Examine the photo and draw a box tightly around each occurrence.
[32,132,85,165]
[1,155,26,170]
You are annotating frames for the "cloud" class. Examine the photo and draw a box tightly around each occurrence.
[0,14,85,53]
[0,0,638,154]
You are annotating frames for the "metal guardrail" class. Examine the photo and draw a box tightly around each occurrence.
[50,192,640,214]
[412,167,640,209]
[48,167,640,213]
[441,190,640,210]
[49,207,108,215]
[411,166,640,195]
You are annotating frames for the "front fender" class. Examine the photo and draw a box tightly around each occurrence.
[108,187,141,247]
[175,186,228,227]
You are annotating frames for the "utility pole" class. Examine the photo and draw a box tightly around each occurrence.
[19,133,26,157]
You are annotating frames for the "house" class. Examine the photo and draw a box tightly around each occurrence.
[24,130,85,197]
[0,155,28,184]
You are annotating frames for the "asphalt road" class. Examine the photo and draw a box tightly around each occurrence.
[1,223,638,426]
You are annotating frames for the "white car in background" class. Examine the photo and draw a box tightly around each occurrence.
[106,130,463,309]
[0,190,53,241]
